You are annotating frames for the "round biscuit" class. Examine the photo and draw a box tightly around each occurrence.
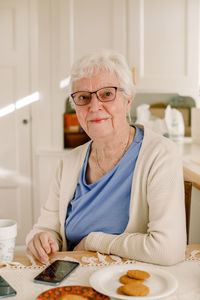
[122,283,150,296]
[116,286,125,295]
[127,269,150,280]
[119,275,144,284]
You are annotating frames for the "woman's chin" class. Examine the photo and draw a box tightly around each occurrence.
[86,122,114,141]
[87,128,111,140]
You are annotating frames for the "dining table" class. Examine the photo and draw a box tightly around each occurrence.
[0,244,200,300]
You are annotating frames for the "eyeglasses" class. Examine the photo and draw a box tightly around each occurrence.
[71,86,124,106]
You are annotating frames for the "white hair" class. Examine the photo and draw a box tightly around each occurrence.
[69,49,135,100]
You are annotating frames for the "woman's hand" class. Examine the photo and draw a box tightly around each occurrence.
[26,232,59,263]
[73,236,87,251]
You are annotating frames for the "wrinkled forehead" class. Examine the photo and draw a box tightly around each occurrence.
[72,68,119,91]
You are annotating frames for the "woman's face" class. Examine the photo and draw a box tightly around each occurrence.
[72,69,132,140]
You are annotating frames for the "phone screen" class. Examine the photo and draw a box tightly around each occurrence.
[0,276,17,298]
[34,260,79,285]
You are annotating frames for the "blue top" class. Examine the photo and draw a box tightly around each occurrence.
[65,126,144,248]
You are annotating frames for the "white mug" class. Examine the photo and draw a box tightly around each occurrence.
[0,219,17,262]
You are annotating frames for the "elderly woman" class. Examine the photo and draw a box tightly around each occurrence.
[26,50,186,265]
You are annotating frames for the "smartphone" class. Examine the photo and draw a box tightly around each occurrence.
[33,260,79,286]
[0,276,17,298]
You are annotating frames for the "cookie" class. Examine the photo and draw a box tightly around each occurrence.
[119,275,144,284]
[59,295,86,300]
[116,286,125,295]
[127,269,150,280]
[122,282,150,297]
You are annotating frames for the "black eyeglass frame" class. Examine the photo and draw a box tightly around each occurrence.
[70,86,124,106]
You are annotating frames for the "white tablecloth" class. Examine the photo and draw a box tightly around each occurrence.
[0,252,200,300]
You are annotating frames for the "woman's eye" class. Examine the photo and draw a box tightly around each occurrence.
[102,91,114,98]
[79,94,90,100]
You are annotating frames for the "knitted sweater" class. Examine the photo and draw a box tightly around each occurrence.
[26,126,186,265]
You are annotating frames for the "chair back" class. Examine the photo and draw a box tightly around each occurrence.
[184,180,192,244]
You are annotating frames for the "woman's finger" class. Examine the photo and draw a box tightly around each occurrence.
[48,235,59,253]
[32,234,50,262]
[39,232,52,254]
[26,232,58,263]
[27,238,47,263]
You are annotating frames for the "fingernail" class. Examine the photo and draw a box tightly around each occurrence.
[51,246,56,253]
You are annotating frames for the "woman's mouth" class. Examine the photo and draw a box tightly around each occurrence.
[89,118,108,123]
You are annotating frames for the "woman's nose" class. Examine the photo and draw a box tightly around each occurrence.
[88,93,102,110]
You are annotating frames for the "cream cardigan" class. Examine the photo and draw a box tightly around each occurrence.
[26,126,186,265]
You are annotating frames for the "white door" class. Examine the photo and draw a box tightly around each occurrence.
[0,0,33,246]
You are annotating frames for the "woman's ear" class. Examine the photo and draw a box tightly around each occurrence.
[126,95,134,113]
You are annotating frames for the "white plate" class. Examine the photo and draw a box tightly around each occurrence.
[89,264,178,299]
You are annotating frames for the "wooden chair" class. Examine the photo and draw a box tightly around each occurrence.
[184,180,192,244]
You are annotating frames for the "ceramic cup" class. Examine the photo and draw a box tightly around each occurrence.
[0,219,17,262]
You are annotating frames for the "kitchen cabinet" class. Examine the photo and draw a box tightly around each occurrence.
[60,0,199,98]
[127,0,199,100]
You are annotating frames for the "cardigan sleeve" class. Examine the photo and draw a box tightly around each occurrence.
[85,138,187,266]
[25,160,63,249]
